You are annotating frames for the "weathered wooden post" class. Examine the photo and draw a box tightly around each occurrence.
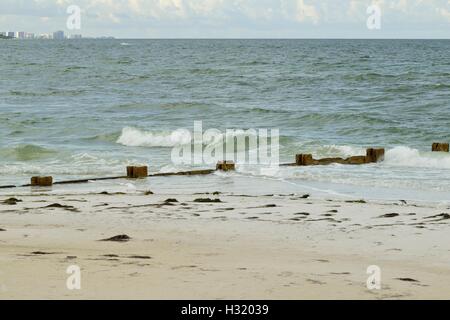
[432,143,449,152]
[31,176,53,187]
[346,156,367,165]
[366,148,385,163]
[126,166,148,179]
[295,154,315,166]
[216,161,235,171]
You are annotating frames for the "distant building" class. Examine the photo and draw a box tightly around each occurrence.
[25,33,35,39]
[18,31,26,39]
[7,31,15,38]
[38,33,52,39]
[0,32,6,36]
[53,30,65,40]
[69,34,82,39]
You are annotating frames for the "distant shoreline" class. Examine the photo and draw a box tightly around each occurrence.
[1,37,450,41]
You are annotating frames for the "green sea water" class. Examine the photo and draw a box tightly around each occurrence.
[1,39,450,200]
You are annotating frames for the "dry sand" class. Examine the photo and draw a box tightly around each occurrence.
[0,190,449,299]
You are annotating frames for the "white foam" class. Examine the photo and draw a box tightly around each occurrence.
[116,127,190,147]
[317,145,366,158]
[291,144,366,159]
[383,146,450,169]
[116,126,264,150]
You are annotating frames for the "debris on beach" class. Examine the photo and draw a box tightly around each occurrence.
[2,198,22,205]
[128,255,152,259]
[249,204,277,209]
[158,198,178,207]
[44,203,73,209]
[424,213,450,221]
[30,251,58,255]
[345,200,367,204]
[377,213,400,218]
[193,198,222,203]
[395,277,420,283]
[42,203,79,212]
[294,212,310,216]
[99,191,126,195]
[100,234,131,242]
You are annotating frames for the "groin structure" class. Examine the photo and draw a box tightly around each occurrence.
[0,143,448,189]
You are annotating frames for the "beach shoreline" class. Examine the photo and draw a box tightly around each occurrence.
[1,189,449,300]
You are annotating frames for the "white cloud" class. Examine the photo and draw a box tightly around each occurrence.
[0,0,449,37]
[439,7,450,20]
[295,0,319,24]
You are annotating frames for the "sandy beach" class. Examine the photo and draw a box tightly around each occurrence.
[1,187,449,300]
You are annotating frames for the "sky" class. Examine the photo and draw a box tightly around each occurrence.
[0,0,449,38]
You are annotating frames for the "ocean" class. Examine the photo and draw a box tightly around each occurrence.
[1,39,450,201]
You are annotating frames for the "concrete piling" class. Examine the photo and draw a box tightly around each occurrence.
[295,148,385,166]
[432,143,449,152]
[216,161,236,171]
[31,176,53,187]
[347,155,368,165]
[126,166,148,179]
[365,148,385,163]
[1,142,443,190]
[296,154,315,166]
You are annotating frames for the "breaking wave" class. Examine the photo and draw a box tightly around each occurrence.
[116,127,190,147]
[383,146,450,169]
[116,126,271,150]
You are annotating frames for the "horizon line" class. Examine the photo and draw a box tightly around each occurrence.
[12,37,450,40]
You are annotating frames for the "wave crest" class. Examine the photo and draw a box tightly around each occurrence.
[116,127,190,147]
[384,146,450,169]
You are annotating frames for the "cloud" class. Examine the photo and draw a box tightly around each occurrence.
[295,0,320,24]
[0,0,449,37]
[439,7,450,20]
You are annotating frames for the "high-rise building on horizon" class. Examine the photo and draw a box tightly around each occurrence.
[18,31,25,39]
[38,33,52,39]
[7,31,15,38]
[53,30,65,40]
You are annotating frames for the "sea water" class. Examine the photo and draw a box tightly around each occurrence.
[1,39,449,201]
